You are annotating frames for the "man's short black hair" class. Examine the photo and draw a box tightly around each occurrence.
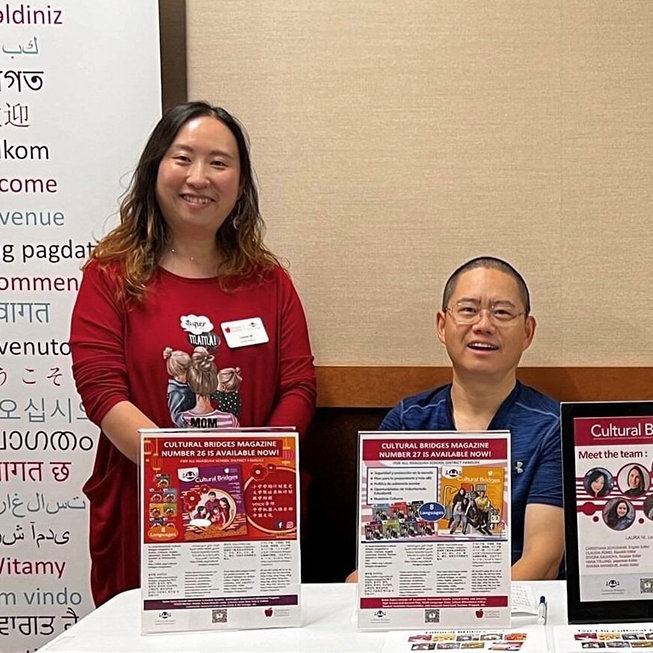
[441,256,531,314]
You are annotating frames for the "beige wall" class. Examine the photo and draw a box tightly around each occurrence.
[187,1,653,367]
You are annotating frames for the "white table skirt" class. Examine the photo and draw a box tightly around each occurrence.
[40,581,566,653]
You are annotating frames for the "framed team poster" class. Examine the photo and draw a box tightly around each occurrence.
[139,429,301,633]
[561,402,653,624]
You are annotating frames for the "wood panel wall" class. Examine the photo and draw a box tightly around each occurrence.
[317,367,653,407]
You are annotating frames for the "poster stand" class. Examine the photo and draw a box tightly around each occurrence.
[139,428,301,633]
[561,401,653,624]
[356,430,512,630]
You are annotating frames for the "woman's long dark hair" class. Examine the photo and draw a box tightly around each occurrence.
[606,500,630,528]
[586,469,610,497]
[627,465,645,494]
[90,101,277,301]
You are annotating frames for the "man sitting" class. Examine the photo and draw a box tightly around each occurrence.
[349,256,563,581]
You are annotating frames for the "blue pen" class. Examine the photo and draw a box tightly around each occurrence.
[537,595,547,625]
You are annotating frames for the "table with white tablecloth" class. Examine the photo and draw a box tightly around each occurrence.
[40,581,567,652]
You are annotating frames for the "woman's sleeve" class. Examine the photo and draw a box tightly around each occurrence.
[69,262,131,427]
[266,269,317,439]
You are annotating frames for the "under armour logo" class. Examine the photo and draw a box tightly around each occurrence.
[514,461,524,474]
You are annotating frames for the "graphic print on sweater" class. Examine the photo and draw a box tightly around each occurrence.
[163,313,242,428]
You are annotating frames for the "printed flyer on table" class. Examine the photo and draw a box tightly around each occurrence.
[554,624,653,651]
[572,416,653,603]
[139,430,300,633]
[381,625,547,652]
[357,431,511,630]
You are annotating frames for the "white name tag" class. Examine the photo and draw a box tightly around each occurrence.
[220,317,269,348]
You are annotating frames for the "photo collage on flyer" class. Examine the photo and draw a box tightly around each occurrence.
[140,430,300,633]
[554,625,653,650]
[381,626,547,652]
[357,431,511,630]
[572,416,653,603]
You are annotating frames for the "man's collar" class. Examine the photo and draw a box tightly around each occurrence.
[445,380,522,430]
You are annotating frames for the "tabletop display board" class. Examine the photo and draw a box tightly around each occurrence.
[140,429,301,633]
[561,402,653,624]
[356,430,511,630]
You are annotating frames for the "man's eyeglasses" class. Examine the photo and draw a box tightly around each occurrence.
[445,301,526,325]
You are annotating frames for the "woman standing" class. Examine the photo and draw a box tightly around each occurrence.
[449,496,469,534]
[70,102,316,606]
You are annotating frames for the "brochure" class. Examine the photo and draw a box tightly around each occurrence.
[562,403,653,623]
[139,429,300,633]
[357,431,511,630]
[553,623,653,651]
[381,625,547,652]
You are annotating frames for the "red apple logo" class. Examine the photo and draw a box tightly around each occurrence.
[264,608,273,617]
[475,609,484,618]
